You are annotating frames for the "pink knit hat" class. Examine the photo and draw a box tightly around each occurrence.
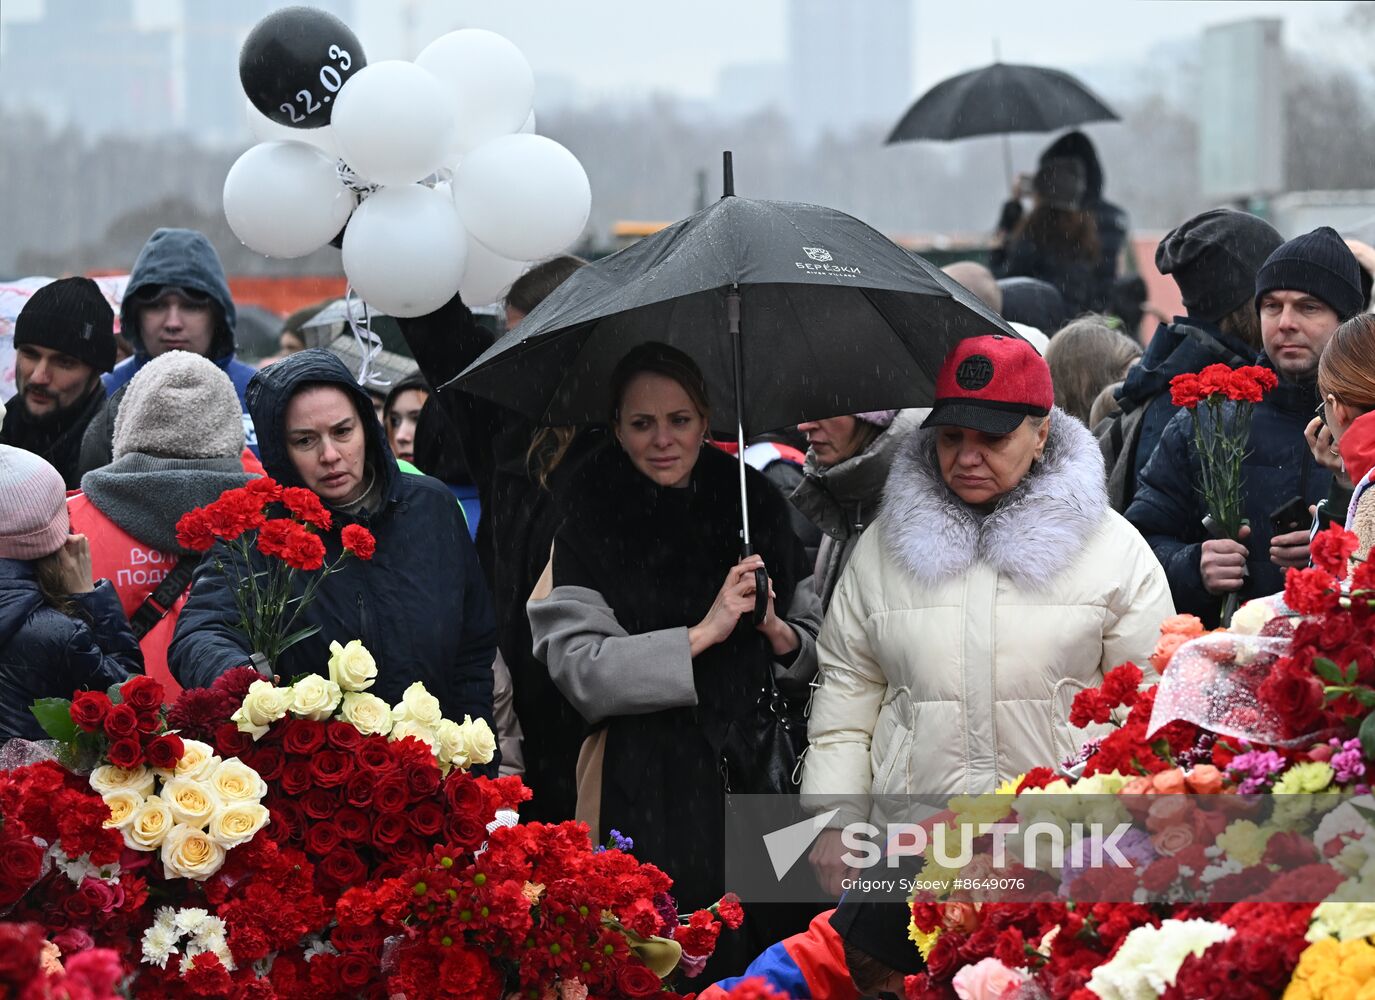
[0,445,70,560]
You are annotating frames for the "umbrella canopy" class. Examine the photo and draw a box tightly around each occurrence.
[453,194,1011,437]
[886,62,1118,143]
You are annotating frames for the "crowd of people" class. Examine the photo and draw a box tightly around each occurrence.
[5,127,1375,990]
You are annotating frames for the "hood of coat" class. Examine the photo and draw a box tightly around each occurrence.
[245,349,397,501]
[0,559,45,650]
[79,453,252,554]
[1116,318,1255,412]
[121,228,238,363]
[793,409,925,540]
[878,407,1108,590]
[1341,410,1375,489]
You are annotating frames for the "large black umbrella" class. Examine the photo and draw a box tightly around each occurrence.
[453,154,1011,614]
[886,61,1118,182]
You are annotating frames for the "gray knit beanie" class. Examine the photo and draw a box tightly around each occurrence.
[0,445,69,560]
[113,351,245,460]
[853,410,899,428]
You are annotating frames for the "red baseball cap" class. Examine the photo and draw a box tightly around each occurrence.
[921,334,1054,435]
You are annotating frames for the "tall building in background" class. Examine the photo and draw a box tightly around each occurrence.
[0,0,174,137]
[785,0,913,140]
[1198,18,1285,200]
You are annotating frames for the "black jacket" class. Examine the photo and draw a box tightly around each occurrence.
[0,560,142,741]
[168,350,497,731]
[395,295,598,822]
[1,385,108,490]
[1125,359,1330,624]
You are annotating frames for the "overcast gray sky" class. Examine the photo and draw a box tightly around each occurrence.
[0,0,1358,105]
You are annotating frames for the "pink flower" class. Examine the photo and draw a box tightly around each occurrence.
[951,957,1029,1000]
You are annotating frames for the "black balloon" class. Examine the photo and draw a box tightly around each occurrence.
[239,6,366,130]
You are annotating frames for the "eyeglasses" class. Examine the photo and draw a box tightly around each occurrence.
[130,284,213,307]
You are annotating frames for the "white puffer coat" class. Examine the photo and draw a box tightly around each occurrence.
[801,410,1173,821]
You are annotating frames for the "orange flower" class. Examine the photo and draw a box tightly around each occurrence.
[1160,614,1206,638]
[1150,769,1186,795]
[1184,765,1223,795]
[1150,632,1192,674]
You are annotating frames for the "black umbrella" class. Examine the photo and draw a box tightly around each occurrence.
[453,153,1011,617]
[886,61,1118,183]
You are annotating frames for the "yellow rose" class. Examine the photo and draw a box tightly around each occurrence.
[458,715,496,768]
[390,718,439,752]
[209,758,268,803]
[339,692,393,736]
[393,682,442,727]
[126,795,174,851]
[158,738,219,781]
[290,674,342,721]
[207,801,270,849]
[162,777,219,827]
[160,823,226,880]
[328,639,377,692]
[231,680,292,739]
[102,789,144,831]
[89,764,155,798]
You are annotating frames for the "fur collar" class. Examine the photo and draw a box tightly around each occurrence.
[877,409,1107,590]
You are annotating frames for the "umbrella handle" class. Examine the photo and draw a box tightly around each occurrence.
[752,566,769,626]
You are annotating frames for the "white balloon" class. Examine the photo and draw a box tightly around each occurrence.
[453,134,591,261]
[415,30,534,156]
[342,185,467,317]
[223,141,355,258]
[459,237,528,307]
[245,98,340,159]
[331,61,455,187]
[519,110,536,134]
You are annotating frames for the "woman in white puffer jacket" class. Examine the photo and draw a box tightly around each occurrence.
[802,334,1173,893]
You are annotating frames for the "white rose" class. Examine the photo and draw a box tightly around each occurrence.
[159,738,219,781]
[290,674,342,721]
[393,682,442,727]
[339,692,393,736]
[328,639,377,692]
[390,718,439,753]
[102,789,144,831]
[231,680,292,739]
[206,801,270,849]
[126,795,175,851]
[1229,598,1278,637]
[435,718,467,767]
[162,777,219,828]
[209,758,268,804]
[458,715,497,768]
[89,764,155,798]
[160,823,226,881]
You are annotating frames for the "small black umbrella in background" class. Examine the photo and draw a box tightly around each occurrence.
[452,152,1011,619]
[886,61,1119,185]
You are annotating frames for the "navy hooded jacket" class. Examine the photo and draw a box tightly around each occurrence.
[1125,358,1330,625]
[168,350,497,731]
[102,228,259,452]
[0,561,142,742]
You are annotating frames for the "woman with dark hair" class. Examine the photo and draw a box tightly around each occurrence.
[992,157,1101,317]
[528,342,821,945]
[0,445,142,740]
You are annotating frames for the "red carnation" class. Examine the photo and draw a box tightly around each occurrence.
[282,486,332,531]
[107,737,143,770]
[1070,687,1112,728]
[244,477,283,503]
[175,509,216,552]
[715,892,745,930]
[69,690,111,732]
[145,733,185,771]
[1170,373,1204,409]
[1284,567,1340,616]
[1312,524,1360,580]
[341,523,376,560]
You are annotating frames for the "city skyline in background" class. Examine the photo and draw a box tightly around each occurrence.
[0,0,1355,143]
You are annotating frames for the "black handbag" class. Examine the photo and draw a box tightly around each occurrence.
[720,666,809,795]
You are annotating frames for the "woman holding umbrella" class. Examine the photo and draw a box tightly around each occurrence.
[801,335,1172,894]
[528,342,821,955]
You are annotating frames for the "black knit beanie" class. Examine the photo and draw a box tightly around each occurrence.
[1254,226,1365,321]
[13,277,117,373]
[1155,209,1282,323]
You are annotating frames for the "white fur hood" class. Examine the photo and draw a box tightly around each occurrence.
[876,409,1108,591]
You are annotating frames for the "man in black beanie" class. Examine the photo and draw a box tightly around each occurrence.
[0,277,115,488]
[1128,226,1360,624]
[1106,209,1283,510]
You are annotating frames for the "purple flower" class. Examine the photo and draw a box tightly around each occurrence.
[1227,749,1287,794]
[1329,737,1367,785]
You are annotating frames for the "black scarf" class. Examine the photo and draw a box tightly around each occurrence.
[0,384,107,489]
[552,443,806,753]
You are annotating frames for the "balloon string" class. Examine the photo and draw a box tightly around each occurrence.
[343,285,390,390]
